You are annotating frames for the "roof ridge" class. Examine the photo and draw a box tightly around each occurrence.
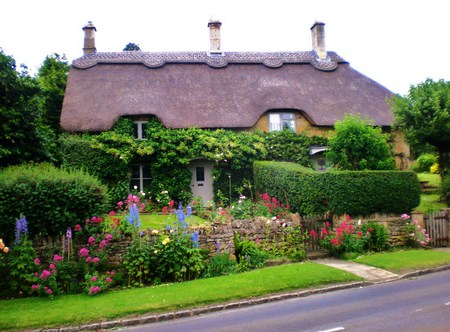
[72,51,346,71]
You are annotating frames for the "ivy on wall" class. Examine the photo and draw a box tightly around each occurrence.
[60,117,327,206]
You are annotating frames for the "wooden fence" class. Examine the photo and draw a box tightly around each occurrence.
[424,210,449,247]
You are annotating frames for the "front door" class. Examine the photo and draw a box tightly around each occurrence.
[188,160,214,205]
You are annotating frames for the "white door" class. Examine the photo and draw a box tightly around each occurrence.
[188,160,214,205]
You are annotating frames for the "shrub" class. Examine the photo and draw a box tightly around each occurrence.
[234,232,268,271]
[318,220,365,257]
[202,253,237,278]
[361,221,388,252]
[0,163,110,242]
[411,153,438,173]
[402,213,430,248]
[254,161,421,216]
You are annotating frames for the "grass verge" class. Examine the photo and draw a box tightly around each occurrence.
[350,249,450,274]
[0,262,360,331]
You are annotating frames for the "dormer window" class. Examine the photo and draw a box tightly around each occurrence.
[133,121,148,140]
[269,113,295,132]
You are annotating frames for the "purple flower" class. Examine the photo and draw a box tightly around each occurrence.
[216,241,221,253]
[191,231,199,248]
[66,227,72,239]
[14,215,28,244]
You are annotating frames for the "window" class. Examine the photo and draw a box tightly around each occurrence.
[130,165,151,192]
[133,121,148,140]
[269,113,295,132]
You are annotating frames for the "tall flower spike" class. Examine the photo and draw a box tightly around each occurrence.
[14,215,28,245]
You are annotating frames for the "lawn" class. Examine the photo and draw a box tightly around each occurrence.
[414,173,446,212]
[417,173,441,187]
[350,249,450,274]
[139,214,209,230]
[0,262,360,331]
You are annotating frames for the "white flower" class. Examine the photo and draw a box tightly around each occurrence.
[134,185,138,190]
[272,216,277,220]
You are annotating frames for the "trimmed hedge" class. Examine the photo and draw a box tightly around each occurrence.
[0,163,110,242]
[254,161,421,216]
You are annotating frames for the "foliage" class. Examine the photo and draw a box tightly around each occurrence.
[123,43,141,51]
[318,220,365,257]
[202,253,237,278]
[390,79,450,177]
[325,113,395,170]
[5,237,36,297]
[123,236,153,287]
[276,226,309,261]
[401,213,430,248]
[35,53,70,134]
[361,221,388,252]
[443,173,450,206]
[0,49,56,166]
[411,153,438,173]
[60,117,326,206]
[0,163,110,242]
[234,232,268,270]
[254,161,421,216]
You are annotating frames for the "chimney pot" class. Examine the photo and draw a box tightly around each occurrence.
[82,21,97,55]
[208,19,222,53]
[310,22,327,59]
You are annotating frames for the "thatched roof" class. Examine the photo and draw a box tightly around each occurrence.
[60,50,394,132]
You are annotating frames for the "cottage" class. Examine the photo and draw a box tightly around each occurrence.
[61,20,410,203]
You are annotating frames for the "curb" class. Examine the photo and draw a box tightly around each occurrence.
[36,265,450,332]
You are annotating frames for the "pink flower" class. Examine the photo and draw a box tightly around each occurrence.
[92,257,100,263]
[310,230,318,237]
[40,269,52,279]
[34,258,41,265]
[99,240,108,249]
[46,288,53,295]
[357,231,363,237]
[321,228,328,236]
[79,247,89,257]
[117,201,124,207]
[86,256,92,262]
[49,263,56,270]
[325,222,331,228]
[105,234,113,241]
[89,286,101,295]
[88,236,96,245]
[105,277,113,283]
[108,210,116,216]
[91,276,98,282]
[53,254,63,263]
[34,272,38,277]
[32,284,40,290]
[401,214,410,220]
[74,224,82,232]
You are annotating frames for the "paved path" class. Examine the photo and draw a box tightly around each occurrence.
[315,258,399,282]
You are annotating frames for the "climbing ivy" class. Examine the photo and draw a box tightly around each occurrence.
[60,117,327,206]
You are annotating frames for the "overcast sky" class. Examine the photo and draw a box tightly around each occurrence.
[1,0,449,95]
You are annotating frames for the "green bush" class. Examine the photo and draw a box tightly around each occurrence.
[443,174,450,206]
[411,153,438,173]
[254,161,421,216]
[0,163,109,242]
[361,221,388,252]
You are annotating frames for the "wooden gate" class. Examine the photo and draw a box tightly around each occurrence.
[424,210,449,247]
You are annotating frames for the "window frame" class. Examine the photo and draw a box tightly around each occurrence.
[130,164,151,192]
[132,121,148,140]
[268,112,295,132]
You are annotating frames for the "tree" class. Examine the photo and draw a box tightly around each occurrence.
[0,49,55,166]
[123,43,141,51]
[390,79,450,177]
[36,53,70,133]
[325,114,395,170]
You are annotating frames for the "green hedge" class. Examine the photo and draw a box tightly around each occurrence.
[254,161,421,216]
[0,163,110,242]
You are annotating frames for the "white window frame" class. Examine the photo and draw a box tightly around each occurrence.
[133,121,148,140]
[269,112,295,132]
[130,165,151,192]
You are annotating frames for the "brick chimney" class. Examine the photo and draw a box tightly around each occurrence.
[82,21,97,55]
[310,22,327,59]
[208,19,222,53]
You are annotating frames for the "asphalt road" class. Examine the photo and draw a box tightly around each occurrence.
[125,269,450,332]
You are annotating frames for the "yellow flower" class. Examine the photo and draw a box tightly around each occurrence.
[151,230,159,235]
[162,237,170,245]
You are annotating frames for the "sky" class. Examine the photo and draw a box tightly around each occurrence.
[1,0,449,95]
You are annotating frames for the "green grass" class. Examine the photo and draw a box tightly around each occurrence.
[139,214,209,230]
[350,249,450,274]
[0,262,360,331]
[417,173,441,187]
[415,194,448,213]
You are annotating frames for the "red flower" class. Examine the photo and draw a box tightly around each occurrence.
[310,230,318,237]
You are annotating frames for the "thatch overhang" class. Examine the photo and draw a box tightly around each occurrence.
[60,51,394,132]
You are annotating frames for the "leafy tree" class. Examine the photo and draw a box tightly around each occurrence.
[390,79,450,177]
[325,113,395,170]
[0,49,55,166]
[36,53,70,133]
[123,43,141,51]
